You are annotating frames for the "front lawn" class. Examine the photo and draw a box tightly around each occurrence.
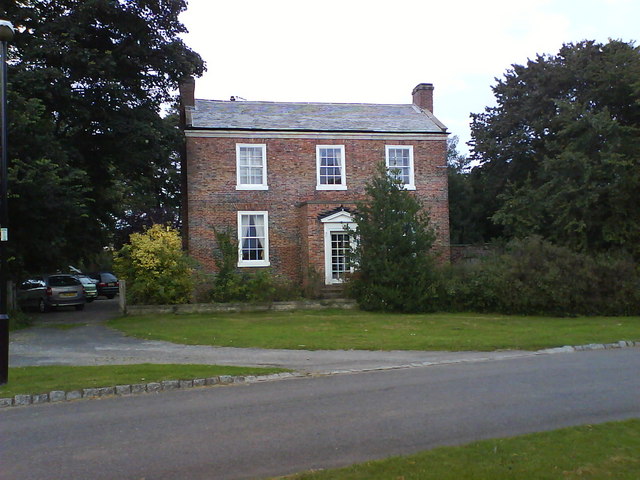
[108,310,640,351]
[277,419,640,480]
[0,364,289,398]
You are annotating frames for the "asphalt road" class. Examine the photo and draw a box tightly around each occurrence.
[2,348,639,480]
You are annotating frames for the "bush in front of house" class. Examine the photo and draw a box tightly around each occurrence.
[348,163,439,313]
[114,224,194,305]
[440,236,640,316]
[209,228,301,303]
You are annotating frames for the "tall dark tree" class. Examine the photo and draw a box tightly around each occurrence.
[1,0,204,273]
[349,163,437,312]
[470,40,640,257]
[447,135,482,244]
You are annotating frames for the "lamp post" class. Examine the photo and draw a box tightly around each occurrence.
[0,19,14,385]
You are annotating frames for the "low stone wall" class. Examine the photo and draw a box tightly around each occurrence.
[124,298,358,316]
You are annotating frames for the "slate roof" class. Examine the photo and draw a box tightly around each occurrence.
[186,99,447,134]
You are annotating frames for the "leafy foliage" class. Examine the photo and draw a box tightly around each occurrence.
[469,40,640,257]
[209,229,300,303]
[348,163,437,312]
[1,0,205,274]
[441,237,640,316]
[114,224,194,305]
[447,136,487,244]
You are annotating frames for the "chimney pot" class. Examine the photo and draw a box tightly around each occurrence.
[412,83,434,113]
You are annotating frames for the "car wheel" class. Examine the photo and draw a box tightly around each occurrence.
[75,304,85,311]
[106,294,115,299]
[38,299,48,313]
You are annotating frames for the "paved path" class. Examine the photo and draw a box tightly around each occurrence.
[10,299,540,374]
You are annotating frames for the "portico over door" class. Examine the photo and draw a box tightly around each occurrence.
[320,210,356,285]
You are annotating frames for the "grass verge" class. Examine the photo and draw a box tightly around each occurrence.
[0,364,290,398]
[278,419,640,479]
[108,310,640,351]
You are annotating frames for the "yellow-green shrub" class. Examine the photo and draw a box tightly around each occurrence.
[114,224,194,305]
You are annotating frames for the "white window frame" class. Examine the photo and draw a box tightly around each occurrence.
[385,145,415,190]
[236,144,268,190]
[316,145,347,190]
[237,211,270,267]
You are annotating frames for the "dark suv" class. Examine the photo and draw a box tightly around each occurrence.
[18,274,86,312]
[87,272,119,299]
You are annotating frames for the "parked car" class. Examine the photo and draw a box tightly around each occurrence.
[87,272,119,299]
[75,275,98,302]
[17,274,86,312]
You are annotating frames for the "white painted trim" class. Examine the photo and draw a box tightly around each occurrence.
[385,145,415,190]
[186,130,448,142]
[316,145,347,191]
[237,210,270,267]
[322,211,356,285]
[235,144,268,190]
[320,211,354,224]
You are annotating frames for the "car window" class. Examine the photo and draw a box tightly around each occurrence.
[20,278,45,289]
[49,275,80,287]
[101,273,118,282]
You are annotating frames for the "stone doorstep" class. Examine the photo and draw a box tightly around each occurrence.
[1,340,639,408]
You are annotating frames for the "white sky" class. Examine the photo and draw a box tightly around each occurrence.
[179,0,639,154]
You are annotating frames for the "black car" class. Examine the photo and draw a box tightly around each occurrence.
[87,272,119,299]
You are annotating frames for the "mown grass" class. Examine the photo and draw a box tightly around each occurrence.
[108,310,640,351]
[0,364,289,398]
[278,419,640,480]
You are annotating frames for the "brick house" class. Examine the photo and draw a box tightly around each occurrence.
[179,80,449,290]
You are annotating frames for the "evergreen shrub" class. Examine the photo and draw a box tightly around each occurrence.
[441,237,640,316]
[348,163,439,312]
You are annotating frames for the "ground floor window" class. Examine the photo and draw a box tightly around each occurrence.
[237,211,270,267]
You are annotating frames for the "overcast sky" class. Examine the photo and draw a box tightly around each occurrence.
[179,0,639,154]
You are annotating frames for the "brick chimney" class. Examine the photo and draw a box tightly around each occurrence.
[179,76,195,108]
[412,83,434,113]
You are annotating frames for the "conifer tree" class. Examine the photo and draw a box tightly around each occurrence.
[349,163,437,312]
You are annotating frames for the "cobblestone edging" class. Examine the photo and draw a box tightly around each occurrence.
[1,340,638,408]
[0,372,305,408]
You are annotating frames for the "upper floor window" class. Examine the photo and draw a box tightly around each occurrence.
[316,145,347,190]
[236,144,268,190]
[385,145,415,190]
[237,211,270,267]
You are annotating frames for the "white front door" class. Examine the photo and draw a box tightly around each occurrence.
[321,211,356,285]
[325,230,350,284]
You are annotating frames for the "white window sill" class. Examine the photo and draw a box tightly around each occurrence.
[236,185,269,191]
[237,260,271,268]
[316,185,348,191]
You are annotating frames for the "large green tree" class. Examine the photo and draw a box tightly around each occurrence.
[447,135,485,245]
[349,163,437,312]
[1,0,204,274]
[470,40,640,257]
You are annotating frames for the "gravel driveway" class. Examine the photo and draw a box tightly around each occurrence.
[9,299,541,374]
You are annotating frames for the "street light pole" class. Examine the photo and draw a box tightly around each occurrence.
[0,19,14,386]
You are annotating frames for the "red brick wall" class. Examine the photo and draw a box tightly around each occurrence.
[186,135,450,284]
